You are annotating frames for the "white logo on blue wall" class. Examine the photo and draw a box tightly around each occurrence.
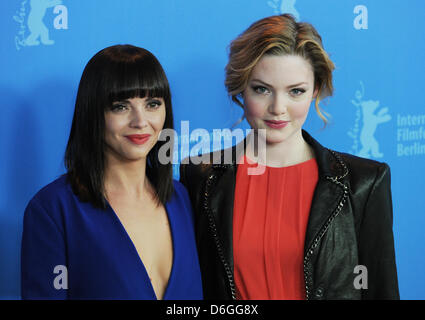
[13,0,68,50]
[353,5,368,30]
[267,0,300,20]
[348,81,391,159]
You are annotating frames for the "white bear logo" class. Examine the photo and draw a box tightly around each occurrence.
[349,82,391,158]
[25,0,63,46]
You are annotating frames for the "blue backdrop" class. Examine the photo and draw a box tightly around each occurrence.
[1,0,424,299]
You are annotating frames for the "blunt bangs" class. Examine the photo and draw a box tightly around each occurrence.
[97,46,171,106]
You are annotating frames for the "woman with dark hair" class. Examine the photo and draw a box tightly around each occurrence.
[21,45,203,300]
[180,14,399,300]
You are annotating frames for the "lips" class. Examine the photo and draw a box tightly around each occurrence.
[264,120,290,129]
[125,134,151,145]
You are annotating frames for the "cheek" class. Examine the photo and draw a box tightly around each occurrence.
[290,101,311,120]
[244,96,267,119]
[151,109,166,132]
[104,115,125,135]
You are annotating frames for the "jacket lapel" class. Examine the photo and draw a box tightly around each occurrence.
[304,177,344,253]
[302,130,349,254]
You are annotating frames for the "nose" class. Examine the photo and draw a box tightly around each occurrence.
[268,92,288,115]
[129,108,148,128]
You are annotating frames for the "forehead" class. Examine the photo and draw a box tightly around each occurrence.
[250,54,314,85]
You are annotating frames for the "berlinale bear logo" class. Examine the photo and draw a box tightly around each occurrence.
[348,82,391,159]
[268,0,300,21]
[14,0,68,50]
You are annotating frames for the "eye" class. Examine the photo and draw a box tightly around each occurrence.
[109,103,128,112]
[290,88,306,96]
[146,99,163,109]
[252,85,270,95]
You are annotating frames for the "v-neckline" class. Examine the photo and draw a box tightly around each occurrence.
[106,200,176,300]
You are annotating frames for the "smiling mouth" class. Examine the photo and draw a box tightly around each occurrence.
[264,120,290,129]
[125,134,151,145]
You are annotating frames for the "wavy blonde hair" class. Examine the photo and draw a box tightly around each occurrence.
[225,14,335,124]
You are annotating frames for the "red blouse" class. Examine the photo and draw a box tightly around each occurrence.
[233,155,318,300]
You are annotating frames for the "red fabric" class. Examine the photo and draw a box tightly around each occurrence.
[233,155,318,300]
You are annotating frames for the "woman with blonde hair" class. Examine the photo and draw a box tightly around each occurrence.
[180,14,399,300]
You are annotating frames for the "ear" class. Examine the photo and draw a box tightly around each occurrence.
[312,87,319,99]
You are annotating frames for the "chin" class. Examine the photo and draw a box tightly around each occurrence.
[265,129,300,145]
[264,130,287,142]
[118,149,149,161]
[265,137,287,145]
[124,155,148,162]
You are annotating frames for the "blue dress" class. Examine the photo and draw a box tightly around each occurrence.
[21,175,203,300]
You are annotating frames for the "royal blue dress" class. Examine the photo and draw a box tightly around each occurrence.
[21,175,203,300]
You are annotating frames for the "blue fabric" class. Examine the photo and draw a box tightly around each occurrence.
[21,175,203,300]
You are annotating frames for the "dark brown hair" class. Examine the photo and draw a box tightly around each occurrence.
[65,45,174,208]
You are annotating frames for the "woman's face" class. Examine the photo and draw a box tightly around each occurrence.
[104,97,166,162]
[242,54,317,145]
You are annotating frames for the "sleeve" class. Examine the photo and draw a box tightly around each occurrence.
[21,198,68,300]
[173,179,196,225]
[358,163,400,299]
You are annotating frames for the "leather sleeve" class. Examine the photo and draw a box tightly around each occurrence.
[358,163,400,299]
[179,161,205,248]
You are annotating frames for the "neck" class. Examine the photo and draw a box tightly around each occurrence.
[246,130,314,167]
[103,154,151,200]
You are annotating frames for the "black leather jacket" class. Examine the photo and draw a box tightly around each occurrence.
[180,130,399,300]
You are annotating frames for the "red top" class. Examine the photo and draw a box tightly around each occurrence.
[233,155,318,300]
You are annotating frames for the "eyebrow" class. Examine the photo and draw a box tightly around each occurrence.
[146,97,163,101]
[112,97,162,104]
[112,100,130,104]
[250,79,308,89]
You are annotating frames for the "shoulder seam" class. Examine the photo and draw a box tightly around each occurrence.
[27,197,65,237]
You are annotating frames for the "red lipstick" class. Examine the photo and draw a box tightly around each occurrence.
[264,120,289,129]
[125,134,151,145]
